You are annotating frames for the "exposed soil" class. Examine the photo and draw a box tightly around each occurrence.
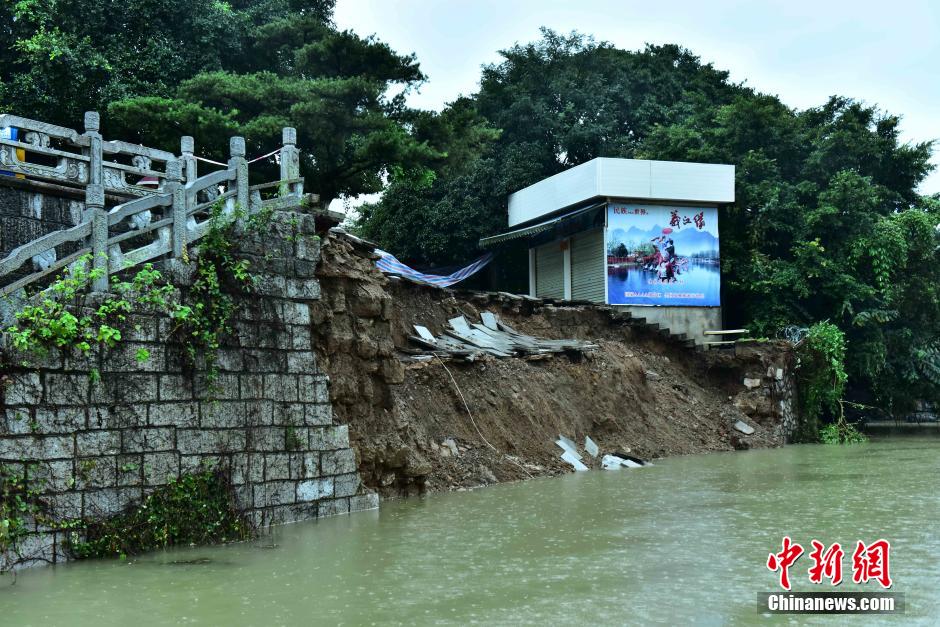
[310,230,795,499]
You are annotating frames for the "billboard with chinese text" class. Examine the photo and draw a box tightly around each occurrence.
[606,203,720,306]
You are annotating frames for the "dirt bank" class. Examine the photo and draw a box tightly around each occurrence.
[309,230,797,498]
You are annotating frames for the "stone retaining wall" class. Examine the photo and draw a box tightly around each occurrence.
[0,206,376,570]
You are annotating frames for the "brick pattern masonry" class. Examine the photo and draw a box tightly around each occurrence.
[0,207,376,570]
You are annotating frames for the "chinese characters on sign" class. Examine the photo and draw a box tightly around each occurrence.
[767,537,892,590]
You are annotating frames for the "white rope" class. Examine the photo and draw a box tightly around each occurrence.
[192,155,227,167]
[435,355,534,479]
[193,149,279,166]
[247,148,280,164]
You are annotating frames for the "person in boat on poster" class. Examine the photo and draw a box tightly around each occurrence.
[644,229,684,282]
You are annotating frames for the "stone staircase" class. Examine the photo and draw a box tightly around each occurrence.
[604,308,700,350]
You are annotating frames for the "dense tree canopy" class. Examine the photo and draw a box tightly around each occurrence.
[357,29,939,417]
[0,0,288,125]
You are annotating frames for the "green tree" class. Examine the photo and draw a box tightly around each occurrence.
[0,0,288,126]
[107,3,435,206]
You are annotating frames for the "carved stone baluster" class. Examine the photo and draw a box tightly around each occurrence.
[279,127,301,198]
[181,136,197,185]
[166,159,186,258]
[83,111,108,291]
[229,136,248,216]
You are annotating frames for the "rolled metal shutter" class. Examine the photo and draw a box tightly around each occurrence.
[535,241,564,299]
[571,228,605,302]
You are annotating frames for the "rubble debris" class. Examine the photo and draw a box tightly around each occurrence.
[612,451,651,467]
[733,420,755,435]
[407,312,597,361]
[442,438,460,457]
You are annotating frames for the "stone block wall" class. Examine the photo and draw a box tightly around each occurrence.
[0,206,376,570]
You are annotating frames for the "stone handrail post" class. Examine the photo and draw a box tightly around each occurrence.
[166,159,186,257]
[83,111,108,292]
[181,136,197,184]
[229,136,248,215]
[279,127,302,198]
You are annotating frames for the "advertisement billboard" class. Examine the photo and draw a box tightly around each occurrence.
[606,203,720,306]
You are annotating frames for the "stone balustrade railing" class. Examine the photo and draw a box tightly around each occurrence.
[0,112,303,297]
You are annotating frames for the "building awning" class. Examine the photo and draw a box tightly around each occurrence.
[479,202,605,248]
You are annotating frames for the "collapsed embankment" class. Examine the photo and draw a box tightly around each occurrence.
[310,230,798,498]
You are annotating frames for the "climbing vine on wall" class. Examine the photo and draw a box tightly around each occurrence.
[173,203,258,384]
[2,201,268,388]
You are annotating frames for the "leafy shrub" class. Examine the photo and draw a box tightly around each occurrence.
[819,421,867,444]
[4,257,176,366]
[66,469,252,560]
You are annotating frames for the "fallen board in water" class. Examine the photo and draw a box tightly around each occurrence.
[602,454,643,470]
[561,450,589,471]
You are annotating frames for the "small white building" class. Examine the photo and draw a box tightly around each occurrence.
[481,157,735,345]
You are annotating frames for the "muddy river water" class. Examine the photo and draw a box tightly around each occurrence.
[3,435,938,625]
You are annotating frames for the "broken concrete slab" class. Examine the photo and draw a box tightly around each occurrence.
[733,420,755,435]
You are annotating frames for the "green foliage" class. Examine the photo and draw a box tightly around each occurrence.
[357,33,740,267]
[795,322,848,441]
[4,257,172,365]
[819,420,868,445]
[104,1,433,206]
[173,204,256,384]
[0,0,292,126]
[285,422,303,451]
[3,1,420,205]
[66,468,251,560]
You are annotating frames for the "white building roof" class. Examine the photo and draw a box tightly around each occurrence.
[507,157,735,227]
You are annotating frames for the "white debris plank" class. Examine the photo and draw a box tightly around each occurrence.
[555,438,581,460]
[414,325,436,341]
[585,436,599,458]
[561,450,589,471]
[480,311,500,331]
